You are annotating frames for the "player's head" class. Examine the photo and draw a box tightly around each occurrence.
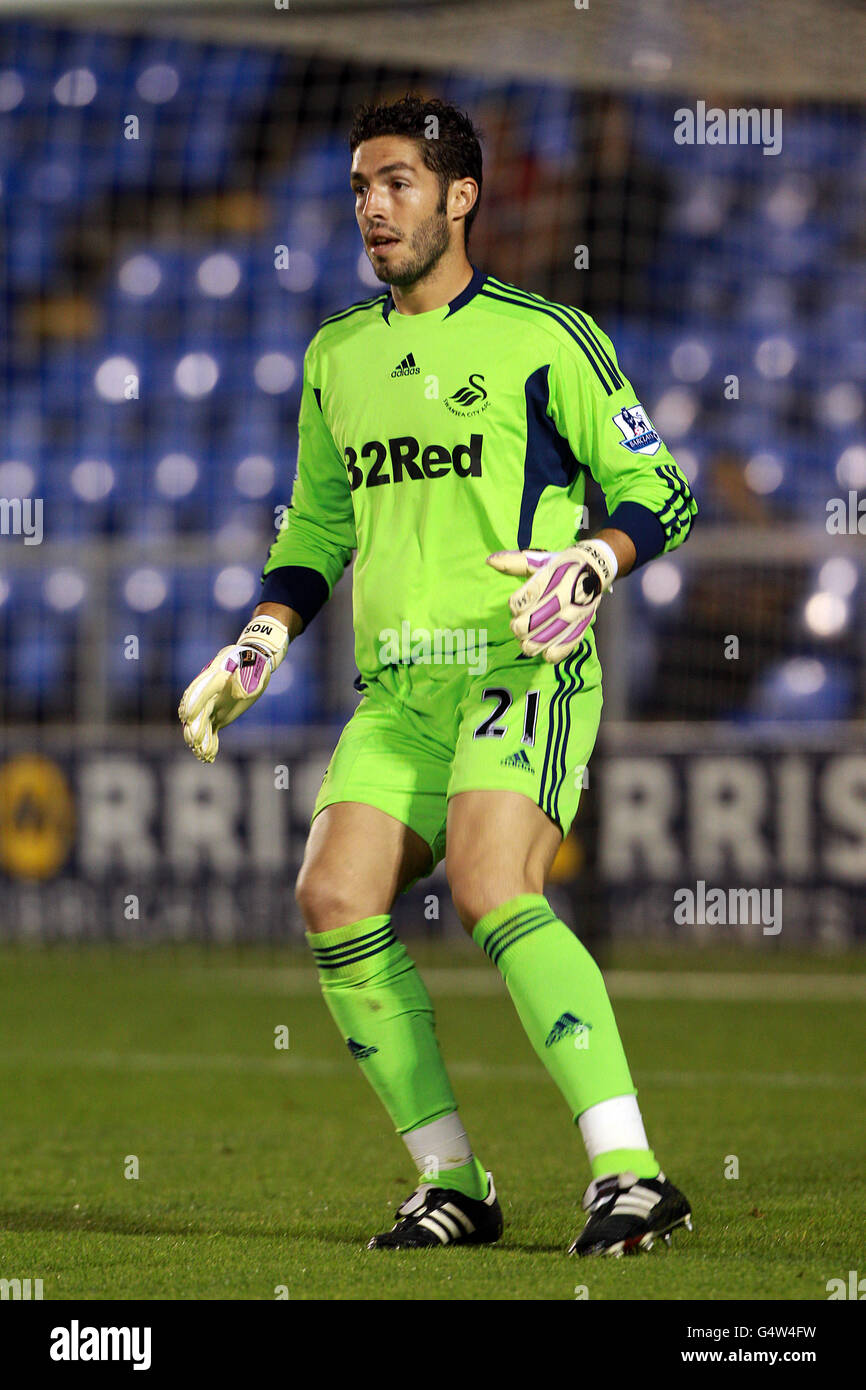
[349,94,482,287]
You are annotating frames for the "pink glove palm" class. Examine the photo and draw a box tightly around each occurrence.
[487,540,616,662]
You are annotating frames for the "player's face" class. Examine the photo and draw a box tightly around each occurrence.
[350,136,452,287]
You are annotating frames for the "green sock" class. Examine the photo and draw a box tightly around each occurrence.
[473,894,659,1181]
[308,915,487,1201]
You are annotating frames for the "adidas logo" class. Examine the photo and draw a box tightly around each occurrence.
[391,352,419,378]
[346,1037,379,1060]
[544,1012,593,1047]
[500,750,533,772]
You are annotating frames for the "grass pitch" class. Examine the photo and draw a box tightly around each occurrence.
[1,941,864,1301]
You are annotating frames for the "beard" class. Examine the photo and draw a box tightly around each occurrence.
[369,205,451,287]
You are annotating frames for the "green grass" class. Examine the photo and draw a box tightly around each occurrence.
[1,943,864,1301]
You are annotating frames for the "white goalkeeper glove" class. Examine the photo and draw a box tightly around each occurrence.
[486,539,617,662]
[178,615,290,763]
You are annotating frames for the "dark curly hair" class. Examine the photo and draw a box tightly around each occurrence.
[349,94,483,244]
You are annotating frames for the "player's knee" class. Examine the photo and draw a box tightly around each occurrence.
[447,865,513,934]
[295,865,359,935]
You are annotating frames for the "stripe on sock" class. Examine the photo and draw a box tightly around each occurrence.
[481,908,547,961]
[311,926,396,969]
[311,923,395,957]
[489,917,549,967]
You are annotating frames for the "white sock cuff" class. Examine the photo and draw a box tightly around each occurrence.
[403,1112,474,1177]
[578,1094,650,1165]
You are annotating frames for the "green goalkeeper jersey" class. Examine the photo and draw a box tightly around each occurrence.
[261,268,697,680]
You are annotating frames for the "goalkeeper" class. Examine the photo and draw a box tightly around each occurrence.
[179,95,697,1257]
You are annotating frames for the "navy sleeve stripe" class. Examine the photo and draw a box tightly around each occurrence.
[655,463,695,540]
[488,276,625,391]
[485,276,623,392]
[566,306,624,390]
[480,286,615,396]
[482,280,620,393]
[258,564,330,627]
[606,501,667,569]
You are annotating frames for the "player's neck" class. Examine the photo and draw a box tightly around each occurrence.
[389,252,473,316]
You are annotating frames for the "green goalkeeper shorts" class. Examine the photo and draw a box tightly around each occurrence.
[312,634,603,868]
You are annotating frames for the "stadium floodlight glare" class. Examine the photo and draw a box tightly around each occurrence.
[641,560,682,606]
[215,516,261,559]
[817,557,858,597]
[136,64,180,103]
[276,249,317,293]
[197,253,241,298]
[650,386,698,440]
[781,656,826,696]
[744,451,784,494]
[673,446,699,483]
[803,590,848,637]
[676,180,726,235]
[629,47,672,78]
[764,175,813,229]
[53,68,97,107]
[213,565,256,610]
[155,453,198,498]
[0,70,24,112]
[819,383,862,428]
[234,455,275,498]
[175,352,219,398]
[118,254,162,297]
[0,460,36,496]
[95,356,138,402]
[835,443,866,488]
[124,568,168,612]
[71,460,114,502]
[670,340,711,383]
[754,335,797,379]
[43,569,86,611]
[253,352,296,394]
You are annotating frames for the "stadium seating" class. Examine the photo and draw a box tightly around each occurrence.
[1,22,863,721]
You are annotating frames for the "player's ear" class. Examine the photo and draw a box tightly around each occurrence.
[450,177,478,225]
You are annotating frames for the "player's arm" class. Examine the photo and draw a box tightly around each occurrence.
[590,526,636,576]
[488,322,696,661]
[250,600,305,636]
[179,340,355,760]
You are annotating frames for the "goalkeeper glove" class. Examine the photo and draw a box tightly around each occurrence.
[486,539,617,663]
[178,615,290,763]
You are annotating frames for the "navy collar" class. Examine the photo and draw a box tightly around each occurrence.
[381,265,486,324]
